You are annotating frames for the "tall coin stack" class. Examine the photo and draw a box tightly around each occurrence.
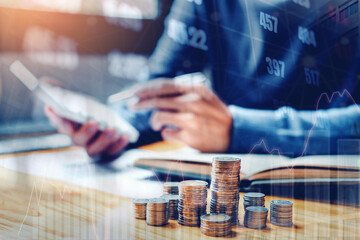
[200,213,232,237]
[210,156,241,225]
[243,192,265,211]
[163,182,180,195]
[270,200,293,227]
[178,180,208,226]
[133,199,149,219]
[146,198,169,226]
[244,206,268,229]
[161,194,179,220]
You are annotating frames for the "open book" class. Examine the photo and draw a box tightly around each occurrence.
[134,142,360,183]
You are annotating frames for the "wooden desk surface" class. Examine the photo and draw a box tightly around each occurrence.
[0,160,360,240]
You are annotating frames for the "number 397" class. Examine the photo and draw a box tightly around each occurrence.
[266,57,285,78]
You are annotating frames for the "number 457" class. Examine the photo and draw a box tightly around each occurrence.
[260,12,278,33]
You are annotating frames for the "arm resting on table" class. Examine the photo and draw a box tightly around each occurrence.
[228,104,360,156]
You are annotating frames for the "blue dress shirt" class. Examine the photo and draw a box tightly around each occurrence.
[114,0,360,156]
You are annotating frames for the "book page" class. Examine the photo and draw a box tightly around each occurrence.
[133,141,360,179]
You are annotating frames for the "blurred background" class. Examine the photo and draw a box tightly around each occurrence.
[0,0,171,137]
[0,0,358,208]
[0,0,359,143]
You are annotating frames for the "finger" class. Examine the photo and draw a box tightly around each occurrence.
[132,96,184,111]
[135,80,187,99]
[151,111,193,131]
[122,78,170,100]
[188,84,227,110]
[86,129,117,157]
[161,128,188,143]
[135,80,213,99]
[39,77,62,87]
[72,121,99,147]
[44,106,74,135]
[105,137,129,156]
[134,94,225,122]
[44,106,62,126]
[133,92,205,111]
[134,81,226,110]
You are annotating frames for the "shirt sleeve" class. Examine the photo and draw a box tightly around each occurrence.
[228,104,360,156]
[149,0,207,78]
[112,0,207,149]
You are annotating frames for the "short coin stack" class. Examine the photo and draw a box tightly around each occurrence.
[133,199,149,219]
[146,198,169,226]
[163,182,180,195]
[200,214,232,237]
[243,192,265,211]
[210,157,241,225]
[178,180,208,226]
[244,206,268,229]
[161,194,179,220]
[270,200,293,227]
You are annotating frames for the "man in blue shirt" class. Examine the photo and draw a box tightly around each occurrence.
[46,0,360,158]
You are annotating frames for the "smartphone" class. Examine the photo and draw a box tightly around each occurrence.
[9,60,139,143]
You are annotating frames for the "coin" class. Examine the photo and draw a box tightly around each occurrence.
[160,194,179,220]
[163,182,180,195]
[133,199,150,204]
[147,198,169,211]
[244,206,268,229]
[244,192,265,199]
[210,156,241,225]
[271,200,293,206]
[270,212,292,218]
[146,198,169,226]
[270,200,293,227]
[178,180,208,227]
[200,214,232,237]
[243,192,266,210]
[201,213,231,222]
[180,180,208,187]
[133,198,149,220]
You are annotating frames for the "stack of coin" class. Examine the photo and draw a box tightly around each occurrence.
[163,182,180,195]
[270,200,293,227]
[200,214,232,237]
[161,194,179,220]
[244,206,268,229]
[133,198,149,219]
[178,180,208,226]
[210,156,241,225]
[146,198,169,226]
[243,192,265,210]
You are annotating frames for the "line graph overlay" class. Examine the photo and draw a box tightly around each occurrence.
[15,165,110,239]
[245,89,360,171]
[302,89,360,156]
[0,149,150,239]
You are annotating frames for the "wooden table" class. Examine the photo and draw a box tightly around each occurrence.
[0,149,359,239]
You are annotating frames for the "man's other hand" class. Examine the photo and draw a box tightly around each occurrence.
[131,80,232,153]
[45,106,129,158]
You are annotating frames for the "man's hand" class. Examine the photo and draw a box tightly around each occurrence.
[45,106,129,158]
[131,80,232,153]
